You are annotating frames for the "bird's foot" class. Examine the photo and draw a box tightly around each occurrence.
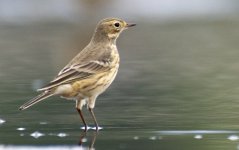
[80,125,90,132]
[80,126,103,131]
[91,126,103,131]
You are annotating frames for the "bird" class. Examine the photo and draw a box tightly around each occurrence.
[19,17,136,131]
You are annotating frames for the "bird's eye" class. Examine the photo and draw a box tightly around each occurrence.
[114,22,120,28]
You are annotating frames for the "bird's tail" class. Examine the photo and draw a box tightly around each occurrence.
[19,91,54,110]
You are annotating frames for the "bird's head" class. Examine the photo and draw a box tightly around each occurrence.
[92,18,136,43]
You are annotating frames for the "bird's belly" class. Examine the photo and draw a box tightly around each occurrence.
[55,84,78,99]
[56,64,119,100]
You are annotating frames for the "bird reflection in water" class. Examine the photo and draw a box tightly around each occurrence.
[78,131,98,149]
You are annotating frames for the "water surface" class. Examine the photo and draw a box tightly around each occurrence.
[1,19,239,149]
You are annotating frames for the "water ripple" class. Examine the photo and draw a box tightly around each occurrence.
[228,135,239,141]
[30,131,45,139]
[155,130,239,135]
[57,133,68,138]
[16,127,26,131]
[0,118,6,124]
[0,145,87,150]
[194,134,203,139]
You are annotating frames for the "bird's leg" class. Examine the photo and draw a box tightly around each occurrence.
[76,108,87,132]
[76,99,88,131]
[89,108,99,131]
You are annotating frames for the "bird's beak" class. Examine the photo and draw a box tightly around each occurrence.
[126,23,136,28]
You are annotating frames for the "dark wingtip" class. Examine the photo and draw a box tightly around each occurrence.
[19,106,24,111]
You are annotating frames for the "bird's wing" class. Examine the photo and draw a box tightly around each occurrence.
[38,60,111,91]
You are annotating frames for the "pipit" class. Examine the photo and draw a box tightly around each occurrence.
[19,18,136,131]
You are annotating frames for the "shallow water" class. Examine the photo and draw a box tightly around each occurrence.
[1,19,239,149]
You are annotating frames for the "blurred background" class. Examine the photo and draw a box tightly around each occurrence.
[1,0,239,149]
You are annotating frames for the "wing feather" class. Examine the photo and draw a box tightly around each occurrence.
[38,60,111,91]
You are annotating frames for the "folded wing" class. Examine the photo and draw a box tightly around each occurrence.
[38,60,111,91]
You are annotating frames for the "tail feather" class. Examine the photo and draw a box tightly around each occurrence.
[19,91,54,110]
